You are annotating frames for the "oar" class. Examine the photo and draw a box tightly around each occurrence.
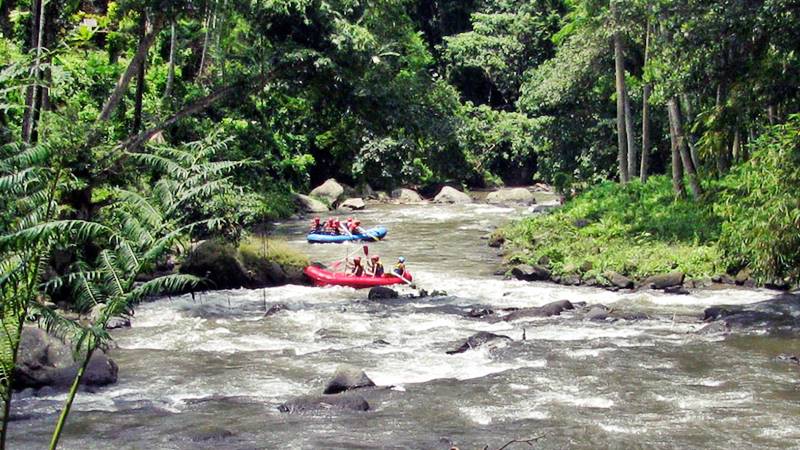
[390,271,417,289]
[329,244,368,270]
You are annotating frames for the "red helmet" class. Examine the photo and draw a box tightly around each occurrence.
[354,256,361,262]
[313,217,320,223]
[371,255,380,261]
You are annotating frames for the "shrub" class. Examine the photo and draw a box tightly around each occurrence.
[715,115,800,283]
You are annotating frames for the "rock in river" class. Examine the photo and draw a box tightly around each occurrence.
[278,393,370,413]
[323,368,377,394]
[486,187,535,205]
[605,271,633,289]
[339,197,366,210]
[642,271,685,290]
[368,286,398,300]
[309,178,345,205]
[511,264,551,282]
[294,193,329,213]
[433,186,472,204]
[446,331,512,354]
[391,188,424,203]
[13,327,118,391]
[503,300,574,321]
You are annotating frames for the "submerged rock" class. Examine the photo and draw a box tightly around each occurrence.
[446,331,512,354]
[433,186,472,204]
[13,327,118,391]
[264,303,288,317]
[278,393,370,413]
[323,368,376,394]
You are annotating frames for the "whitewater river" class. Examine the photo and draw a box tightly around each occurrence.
[9,201,800,449]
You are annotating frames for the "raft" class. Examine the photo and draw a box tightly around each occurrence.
[306,226,387,243]
[303,265,412,289]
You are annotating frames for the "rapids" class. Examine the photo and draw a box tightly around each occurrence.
[8,201,800,449]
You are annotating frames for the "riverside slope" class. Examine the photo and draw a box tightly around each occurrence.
[8,202,800,449]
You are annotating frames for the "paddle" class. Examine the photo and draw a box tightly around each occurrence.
[329,244,368,270]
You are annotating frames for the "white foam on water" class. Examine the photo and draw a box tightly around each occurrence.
[461,405,549,425]
[599,423,641,434]
[368,345,546,386]
[563,347,616,359]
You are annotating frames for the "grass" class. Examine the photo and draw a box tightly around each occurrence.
[502,176,725,281]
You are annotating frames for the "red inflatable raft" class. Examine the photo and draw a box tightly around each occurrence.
[304,265,413,289]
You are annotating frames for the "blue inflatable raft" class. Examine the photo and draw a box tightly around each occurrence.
[307,226,388,243]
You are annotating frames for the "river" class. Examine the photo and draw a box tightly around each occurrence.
[8,201,800,449]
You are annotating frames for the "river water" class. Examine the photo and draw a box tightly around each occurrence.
[9,202,800,449]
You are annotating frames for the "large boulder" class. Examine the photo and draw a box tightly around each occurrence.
[446,331,512,354]
[486,188,535,205]
[323,368,376,394]
[309,178,345,205]
[339,198,366,210]
[13,327,118,391]
[390,188,423,203]
[181,240,249,290]
[433,186,472,204]
[642,272,685,290]
[294,193,329,213]
[510,264,551,282]
[277,393,370,413]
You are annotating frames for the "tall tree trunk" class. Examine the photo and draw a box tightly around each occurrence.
[132,13,147,132]
[625,89,638,179]
[668,97,702,198]
[198,1,215,80]
[21,0,45,143]
[163,21,177,101]
[98,16,163,123]
[640,20,651,183]
[731,128,741,162]
[668,105,685,198]
[612,6,629,183]
[680,94,700,169]
[715,84,731,176]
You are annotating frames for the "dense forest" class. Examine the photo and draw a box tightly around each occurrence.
[2,0,800,447]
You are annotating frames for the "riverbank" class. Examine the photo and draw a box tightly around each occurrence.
[497,176,795,291]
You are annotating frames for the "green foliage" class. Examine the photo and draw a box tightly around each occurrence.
[503,177,724,280]
[715,115,800,283]
[239,236,309,273]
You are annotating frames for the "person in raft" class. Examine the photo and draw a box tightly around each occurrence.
[349,219,366,235]
[368,255,384,277]
[331,218,342,235]
[348,256,365,276]
[309,217,323,233]
[393,256,406,276]
[323,218,335,234]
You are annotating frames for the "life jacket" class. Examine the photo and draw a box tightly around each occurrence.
[371,261,384,277]
[352,263,364,276]
[393,262,405,274]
